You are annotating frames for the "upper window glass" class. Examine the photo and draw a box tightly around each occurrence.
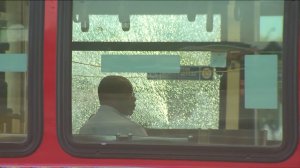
[0,0,43,156]
[58,0,298,161]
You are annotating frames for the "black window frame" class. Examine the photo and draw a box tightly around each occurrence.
[0,0,44,157]
[57,0,298,162]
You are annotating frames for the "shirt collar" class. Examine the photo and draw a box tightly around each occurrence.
[99,105,128,118]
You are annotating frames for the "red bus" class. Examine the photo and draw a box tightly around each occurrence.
[0,0,299,167]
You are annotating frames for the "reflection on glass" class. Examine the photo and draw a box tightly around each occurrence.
[0,0,28,142]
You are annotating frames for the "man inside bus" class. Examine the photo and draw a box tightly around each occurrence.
[79,75,148,136]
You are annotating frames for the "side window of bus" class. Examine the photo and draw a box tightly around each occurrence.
[58,0,298,161]
[0,0,43,156]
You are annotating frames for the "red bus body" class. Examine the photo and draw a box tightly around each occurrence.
[0,0,299,167]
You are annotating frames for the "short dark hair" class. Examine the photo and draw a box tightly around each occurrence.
[98,75,133,103]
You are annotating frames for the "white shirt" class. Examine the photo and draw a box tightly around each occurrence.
[79,105,148,136]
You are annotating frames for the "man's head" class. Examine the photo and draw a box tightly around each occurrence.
[98,75,136,116]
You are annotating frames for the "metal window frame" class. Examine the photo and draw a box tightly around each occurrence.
[57,0,298,162]
[0,0,44,157]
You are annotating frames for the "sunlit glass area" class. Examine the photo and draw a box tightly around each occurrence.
[0,0,28,142]
[71,0,283,146]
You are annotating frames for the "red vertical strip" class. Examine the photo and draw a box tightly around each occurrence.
[39,0,61,158]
